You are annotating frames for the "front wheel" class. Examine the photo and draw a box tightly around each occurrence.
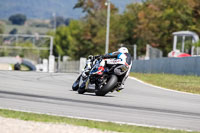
[72,75,81,91]
[95,75,118,96]
[78,77,86,94]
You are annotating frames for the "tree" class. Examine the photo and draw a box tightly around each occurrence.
[67,20,94,59]
[9,28,18,34]
[74,0,118,16]
[73,0,120,55]
[117,3,143,55]
[187,0,200,34]
[9,14,27,25]
[0,24,3,34]
[133,0,194,55]
[47,25,70,57]
[0,24,4,51]
[50,0,200,59]
[65,18,71,26]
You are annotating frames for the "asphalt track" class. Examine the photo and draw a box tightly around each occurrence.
[0,71,200,131]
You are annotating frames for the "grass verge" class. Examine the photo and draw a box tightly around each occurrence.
[0,109,199,133]
[130,73,200,94]
[4,24,50,34]
[11,64,30,71]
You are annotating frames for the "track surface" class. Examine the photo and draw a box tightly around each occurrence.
[0,71,200,131]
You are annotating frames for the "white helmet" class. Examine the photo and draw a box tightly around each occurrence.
[118,47,128,53]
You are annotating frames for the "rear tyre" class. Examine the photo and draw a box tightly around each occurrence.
[95,75,118,96]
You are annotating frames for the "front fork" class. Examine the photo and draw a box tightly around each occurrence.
[79,75,90,90]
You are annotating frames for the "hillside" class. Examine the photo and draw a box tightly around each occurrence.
[0,0,139,19]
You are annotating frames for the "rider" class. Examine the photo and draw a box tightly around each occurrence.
[95,47,132,91]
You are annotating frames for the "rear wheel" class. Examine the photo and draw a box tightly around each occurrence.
[95,75,118,96]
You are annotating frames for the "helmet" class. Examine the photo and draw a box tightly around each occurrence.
[88,55,94,60]
[118,47,128,53]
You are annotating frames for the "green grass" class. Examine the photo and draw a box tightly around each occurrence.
[4,24,51,34]
[130,73,200,94]
[0,109,199,133]
[11,64,30,71]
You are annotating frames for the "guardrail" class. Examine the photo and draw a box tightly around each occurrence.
[57,58,86,73]
[131,57,200,76]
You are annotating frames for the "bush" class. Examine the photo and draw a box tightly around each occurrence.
[9,28,18,34]
[0,24,4,33]
[9,14,27,25]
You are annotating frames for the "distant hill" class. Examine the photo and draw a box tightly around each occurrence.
[0,0,140,19]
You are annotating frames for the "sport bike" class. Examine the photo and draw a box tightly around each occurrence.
[72,56,125,96]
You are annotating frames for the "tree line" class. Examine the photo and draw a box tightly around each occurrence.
[2,0,200,60]
[50,0,200,60]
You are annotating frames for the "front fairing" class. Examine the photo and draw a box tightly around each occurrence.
[90,60,101,75]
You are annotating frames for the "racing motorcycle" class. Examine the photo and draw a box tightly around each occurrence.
[72,56,124,96]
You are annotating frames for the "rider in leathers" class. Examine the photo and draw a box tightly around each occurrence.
[98,47,132,90]
[84,47,132,91]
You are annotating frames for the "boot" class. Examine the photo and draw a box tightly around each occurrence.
[116,84,124,92]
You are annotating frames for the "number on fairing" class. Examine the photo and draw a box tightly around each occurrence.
[106,59,124,65]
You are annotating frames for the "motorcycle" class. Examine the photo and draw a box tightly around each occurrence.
[72,56,123,96]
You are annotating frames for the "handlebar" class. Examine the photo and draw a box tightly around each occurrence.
[94,55,102,59]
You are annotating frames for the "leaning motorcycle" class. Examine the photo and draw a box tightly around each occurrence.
[72,56,124,96]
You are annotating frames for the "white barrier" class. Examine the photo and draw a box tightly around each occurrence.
[131,57,200,76]
[79,58,87,73]
[49,55,55,73]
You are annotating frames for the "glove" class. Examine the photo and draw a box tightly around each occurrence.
[94,55,102,59]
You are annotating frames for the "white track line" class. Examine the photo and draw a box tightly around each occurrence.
[0,107,194,132]
[128,77,200,96]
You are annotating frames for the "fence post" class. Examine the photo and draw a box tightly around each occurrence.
[173,35,177,51]
[133,44,137,60]
[50,37,54,56]
[197,47,200,55]
[191,46,195,56]
[43,59,48,72]
[49,55,55,73]
[145,44,150,60]
[58,55,61,72]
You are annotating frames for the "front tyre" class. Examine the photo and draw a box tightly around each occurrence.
[78,77,86,94]
[72,75,81,91]
[78,83,86,94]
[95,75,118,96]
